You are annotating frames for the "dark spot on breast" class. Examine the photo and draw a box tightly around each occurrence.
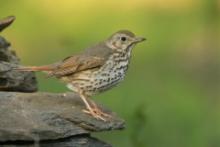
[101,73,108,76]
[79,83,85,86]
[86,85,92,89]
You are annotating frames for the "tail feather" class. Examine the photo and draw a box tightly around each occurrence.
[14,65,53,72]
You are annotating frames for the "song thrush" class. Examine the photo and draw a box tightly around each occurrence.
[16,30,146,121]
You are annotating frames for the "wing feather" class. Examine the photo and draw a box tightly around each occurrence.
[47,55,105,77]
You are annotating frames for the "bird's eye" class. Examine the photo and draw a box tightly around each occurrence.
[120,36,127,41]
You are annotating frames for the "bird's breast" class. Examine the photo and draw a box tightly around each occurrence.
[90,52,131,92]
[67,51,132,96]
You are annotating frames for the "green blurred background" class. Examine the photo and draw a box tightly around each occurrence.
[1,0,220,146]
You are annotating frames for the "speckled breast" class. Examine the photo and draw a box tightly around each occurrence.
[67,51,131,96]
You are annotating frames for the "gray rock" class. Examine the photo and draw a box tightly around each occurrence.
[0,36,19,64]
[0,92,125,142]
[39,136,112,147]
[0,36,38,92]
[0,62,38,92]
[1,136,112,147]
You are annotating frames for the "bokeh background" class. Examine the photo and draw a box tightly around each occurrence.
[1,0,220,146]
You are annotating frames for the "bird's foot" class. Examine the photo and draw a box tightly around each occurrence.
[83,101,112,121]
[90,100,112,118]
[79,92,111,121]
[83,108,107,121]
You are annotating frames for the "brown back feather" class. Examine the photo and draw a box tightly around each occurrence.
[47,55,105,78]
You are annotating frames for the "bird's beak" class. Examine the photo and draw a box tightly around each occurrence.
[133,37,146,43]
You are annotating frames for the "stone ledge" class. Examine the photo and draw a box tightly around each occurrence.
[0,92,124,142]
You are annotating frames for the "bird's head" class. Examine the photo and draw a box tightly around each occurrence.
[106,30,146,51]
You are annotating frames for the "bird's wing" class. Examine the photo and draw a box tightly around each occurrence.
[47,54,105,77]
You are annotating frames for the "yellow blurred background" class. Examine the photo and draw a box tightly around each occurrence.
[1,0,220,146]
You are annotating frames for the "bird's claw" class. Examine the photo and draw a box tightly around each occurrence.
[83,109,107,121]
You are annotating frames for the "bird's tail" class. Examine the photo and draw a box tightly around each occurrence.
[14,65,53,72]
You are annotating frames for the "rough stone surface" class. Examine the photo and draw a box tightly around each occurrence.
[0,36,38,92]
[0,92,125,142]
[0,36,19,63]
[1,135,111,147]
[0,61,38,92]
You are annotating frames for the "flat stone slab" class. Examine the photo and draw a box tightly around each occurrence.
[0,92,125,142]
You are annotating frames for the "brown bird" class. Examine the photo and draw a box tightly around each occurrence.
[16,30,146,121]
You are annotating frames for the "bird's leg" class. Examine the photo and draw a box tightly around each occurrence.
[79,91,106,121]
[89,100,112,118]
